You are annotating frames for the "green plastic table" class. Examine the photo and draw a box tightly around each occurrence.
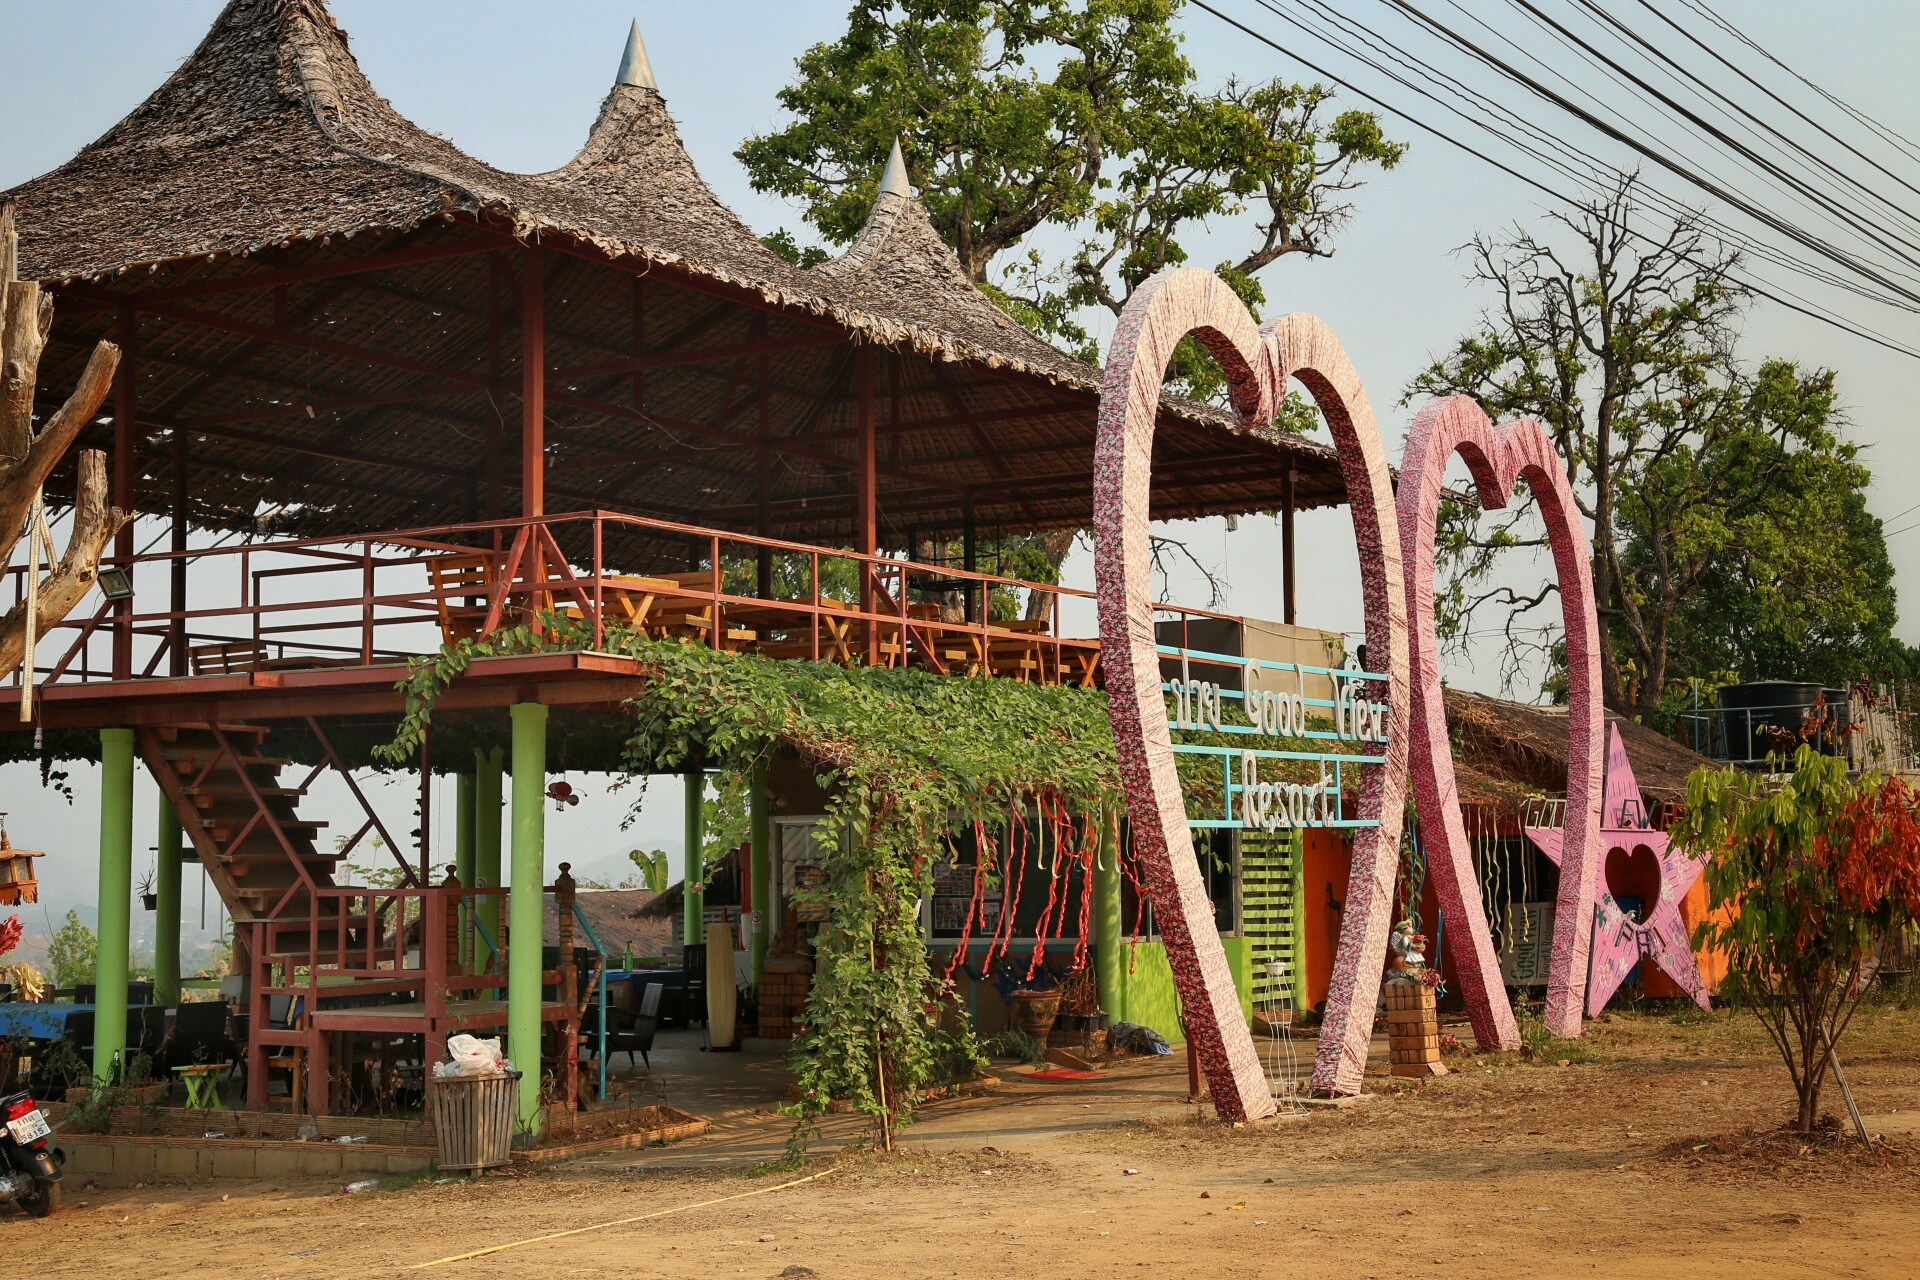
[173,1063,230,1110]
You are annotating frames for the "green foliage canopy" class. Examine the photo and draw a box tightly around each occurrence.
[46,908,96,992]
[737,0,1403,399]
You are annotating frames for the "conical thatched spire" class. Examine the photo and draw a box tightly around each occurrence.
[615,18,656,90]
[878,137,911,198]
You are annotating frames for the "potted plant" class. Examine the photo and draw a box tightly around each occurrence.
[1004,977,1061,1043]
[139,872,157,912]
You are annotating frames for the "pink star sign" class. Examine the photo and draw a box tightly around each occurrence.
[1526,724,1710,1014]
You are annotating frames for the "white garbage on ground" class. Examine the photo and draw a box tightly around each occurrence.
[432,1034,515,1079]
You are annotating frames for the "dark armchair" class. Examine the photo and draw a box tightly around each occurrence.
[162,1001,237,1074]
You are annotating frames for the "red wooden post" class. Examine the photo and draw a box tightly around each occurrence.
[242,925,267,1112]
[755,312,773,599]
[360,541,374,664]
[856,347,876,664]
[487,253,505,518]
[810,553,821,661]
[112,303,137,680]
[522,246,547,626]
[522,245,545,519]
[1281,467,1297,625]
[709,535,722,651]
[592,515,605,648]
[631,274,646,413]
[306,1017,330,1117]
[170,428,188,676]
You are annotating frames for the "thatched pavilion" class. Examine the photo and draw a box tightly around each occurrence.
[2,0,1359,1127]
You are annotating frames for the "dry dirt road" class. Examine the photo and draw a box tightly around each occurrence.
[7,1002,1918,1279]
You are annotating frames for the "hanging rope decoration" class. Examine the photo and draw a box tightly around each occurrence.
[940,821,993,984]
[1119,823,1150,975]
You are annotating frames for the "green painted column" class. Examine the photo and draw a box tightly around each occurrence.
[748,757,772,982]
[508,705,548,1132]
[153,790,183,1006]
[93,729,136,1085]
[475,746,504,955]
[683,767,705,950]
[1094,807,1123,1024]
[454,767,476,969]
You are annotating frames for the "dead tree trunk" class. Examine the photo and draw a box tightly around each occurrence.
[0,202,132,683]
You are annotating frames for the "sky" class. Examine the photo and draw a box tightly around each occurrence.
[0,0,1915,955]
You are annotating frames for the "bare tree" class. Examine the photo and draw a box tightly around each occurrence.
[0,202,131,687]
[1407,176,1754,717]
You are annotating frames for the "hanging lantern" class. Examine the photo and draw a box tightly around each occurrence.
[546,780,581,812]
[0,816,45,908]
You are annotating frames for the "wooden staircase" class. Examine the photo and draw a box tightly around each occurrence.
[137,723,363,962]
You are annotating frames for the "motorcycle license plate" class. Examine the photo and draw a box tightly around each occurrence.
[6,1109,50,1144]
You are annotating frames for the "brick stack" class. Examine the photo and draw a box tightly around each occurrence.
[758,957,813,1040]
[1385,981,1447,1077]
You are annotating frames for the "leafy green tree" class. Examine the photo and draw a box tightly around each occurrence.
[1673,747,1920,1132]
[738,0,1403,395]
[627,849,671,894]
[45,909,96,991]
[1407,177,1901,719]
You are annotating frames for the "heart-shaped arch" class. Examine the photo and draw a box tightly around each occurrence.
[1398,395,1603,1039]
[1094,268,1410,1108]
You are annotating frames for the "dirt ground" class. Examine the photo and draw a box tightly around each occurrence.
[8,1000,1920,1279]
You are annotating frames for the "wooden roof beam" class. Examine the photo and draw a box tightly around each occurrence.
[554,331,845,378]
[546,388,973,497]
[48,235,503,309]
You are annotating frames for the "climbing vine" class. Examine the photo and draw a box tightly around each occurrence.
[377,615,1341,1133]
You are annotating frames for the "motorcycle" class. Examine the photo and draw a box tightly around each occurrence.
[1,1088,63,1217]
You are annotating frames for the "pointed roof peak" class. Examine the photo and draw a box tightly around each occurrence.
[878,138,911,199]
[616,18,657,90]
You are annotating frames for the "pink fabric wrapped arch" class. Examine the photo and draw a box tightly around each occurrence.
[1398,396,1603,1039]
[1093,268,1410,1108]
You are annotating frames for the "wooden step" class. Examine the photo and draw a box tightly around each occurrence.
[198,818,328,836]
[185,784,306,800]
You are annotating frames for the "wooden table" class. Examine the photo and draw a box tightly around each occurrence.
[173,1062,231,1110]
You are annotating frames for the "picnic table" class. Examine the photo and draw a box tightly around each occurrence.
[173,1063,230,1109]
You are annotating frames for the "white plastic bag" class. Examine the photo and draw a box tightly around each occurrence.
[433,1034,513,1079]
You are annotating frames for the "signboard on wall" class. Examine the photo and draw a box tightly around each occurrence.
[1500,902,1556,986]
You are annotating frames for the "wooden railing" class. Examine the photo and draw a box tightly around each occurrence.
[8,509,1183,690]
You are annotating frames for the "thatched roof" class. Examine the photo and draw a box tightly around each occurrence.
[4,0,1348,554]
[1444,689,1713,806]
[544,888,671,958]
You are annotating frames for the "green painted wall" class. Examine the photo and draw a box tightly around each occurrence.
[1105,935,1253,1044]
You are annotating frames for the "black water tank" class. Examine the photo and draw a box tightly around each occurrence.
[1717,681,1845,758]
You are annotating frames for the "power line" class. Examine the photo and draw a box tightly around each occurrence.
[1497,0,1920,266]
[1377,0,1920,304]
[1618,0,1920,212]
[1189,0,1920,360]
[1675,0,1920,167]
[1258,0,1920,315]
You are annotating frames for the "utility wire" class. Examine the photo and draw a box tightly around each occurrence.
[1191,0,1920,360]
[1675,0,1920,167]
[1261,0,1919,315]
[1615,0,1920,212]
[1377,0,1920,305]
[1488,0,1920,279]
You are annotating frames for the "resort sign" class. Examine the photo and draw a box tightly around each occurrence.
[1162,646,1390,830]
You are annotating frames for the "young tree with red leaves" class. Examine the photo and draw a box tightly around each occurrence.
[1674,745,1920,1132]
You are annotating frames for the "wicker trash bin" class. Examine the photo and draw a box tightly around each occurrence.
[429,1070,521,1171]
